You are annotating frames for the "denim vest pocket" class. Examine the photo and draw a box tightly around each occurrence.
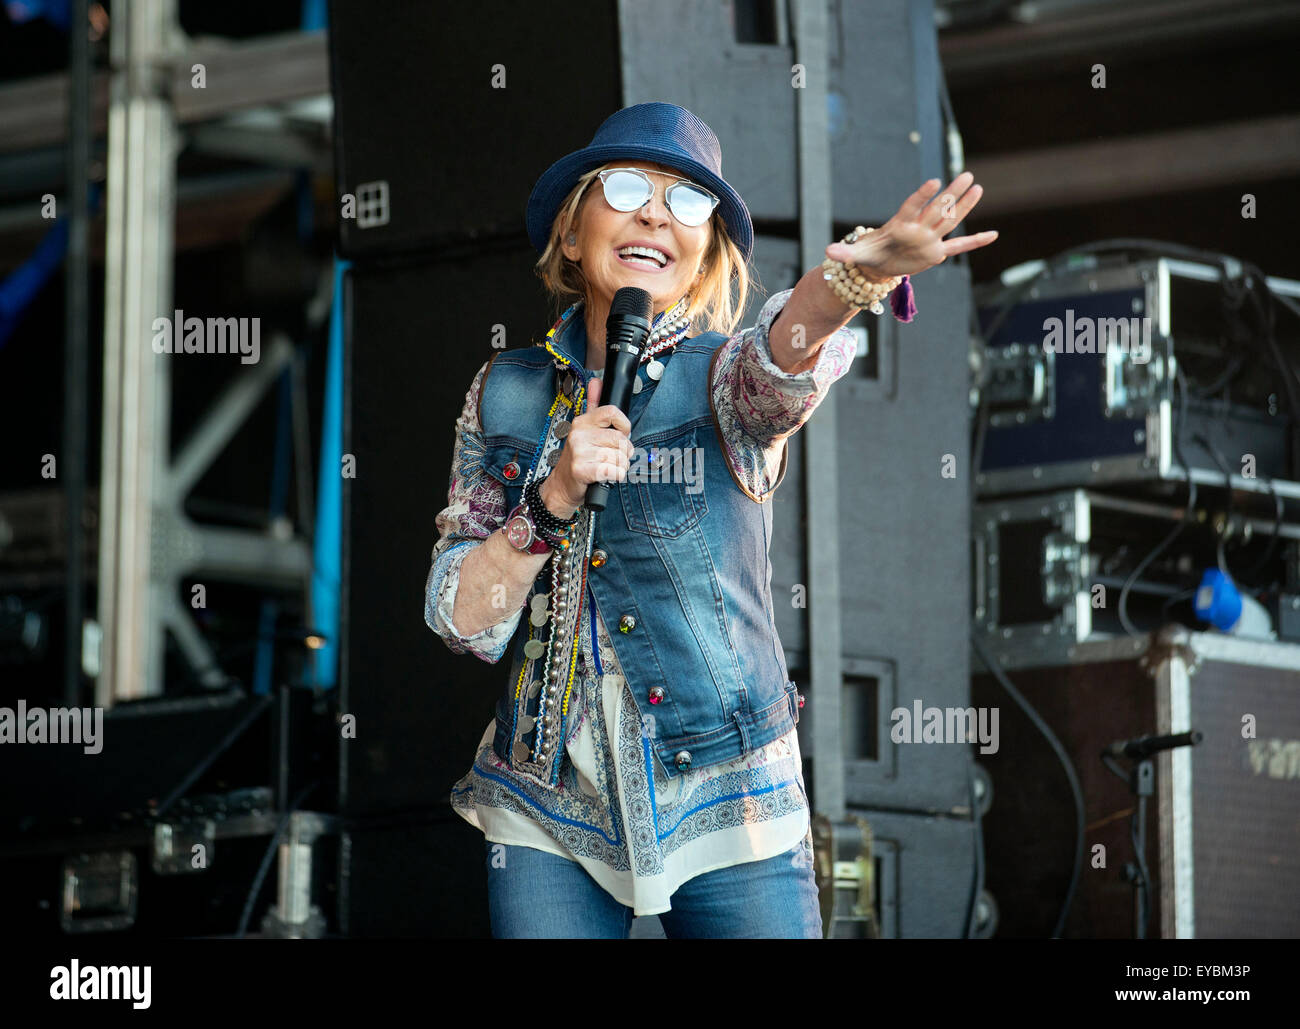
[621,426,708,538]
[482,435,535,514]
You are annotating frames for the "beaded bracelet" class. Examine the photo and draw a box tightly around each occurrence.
[525,476,577,549]
[821,226,903,315]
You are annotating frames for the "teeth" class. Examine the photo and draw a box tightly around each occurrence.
[618,246,668,267]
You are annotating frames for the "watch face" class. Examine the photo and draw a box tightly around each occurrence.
[505,514,533,550]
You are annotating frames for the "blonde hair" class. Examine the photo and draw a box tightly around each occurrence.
[534,164,755,337]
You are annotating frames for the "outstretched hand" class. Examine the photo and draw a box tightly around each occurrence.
[825,172,998,280]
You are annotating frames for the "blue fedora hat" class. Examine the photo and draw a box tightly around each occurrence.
[525,102,753,261]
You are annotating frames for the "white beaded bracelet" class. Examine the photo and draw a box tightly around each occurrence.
[821,226,902,314]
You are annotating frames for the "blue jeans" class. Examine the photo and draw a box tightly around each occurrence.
[484,839,824,939]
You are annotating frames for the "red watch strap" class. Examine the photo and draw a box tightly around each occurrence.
[505,504,553,554]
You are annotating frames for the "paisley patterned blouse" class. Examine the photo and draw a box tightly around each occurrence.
[425,287,872,917]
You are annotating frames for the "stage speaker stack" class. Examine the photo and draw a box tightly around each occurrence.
[970,255,1300,937]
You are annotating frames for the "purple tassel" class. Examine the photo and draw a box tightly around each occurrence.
[890,275,916,322]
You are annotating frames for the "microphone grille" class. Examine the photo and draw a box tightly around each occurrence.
[609,287,653,320]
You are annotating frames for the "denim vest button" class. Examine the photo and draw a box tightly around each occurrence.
[503,461,520,480]
[648,686,665,705]
[591,547,608,568]
[618,614,636,633]
[674,750,692,771]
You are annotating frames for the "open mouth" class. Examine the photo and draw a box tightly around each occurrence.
[614,244,673,271]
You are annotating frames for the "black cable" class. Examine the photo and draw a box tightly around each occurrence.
[154,693,274,817]
[235,779,319,938]
[1159,586,1198,624]
[1191,431,1235,573]
[1154,484,1283,627]
[1234,264,1300,433]
[1187,431,1286,591]
[971,633,1083,939]
[1118,368,1198,637]
[1216,280,1300,529]
[1185,352,1246,400]
[1127,790,1152,938]
[1239,278,1300,507]
[1101,753,1153,939]
[1237,484,1285,587]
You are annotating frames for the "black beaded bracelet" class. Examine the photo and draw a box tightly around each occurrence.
[525,476,578,541]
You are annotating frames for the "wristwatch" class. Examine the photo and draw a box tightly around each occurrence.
[503,502,554,554]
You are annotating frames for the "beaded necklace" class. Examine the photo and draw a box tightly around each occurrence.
[508,294,692,779]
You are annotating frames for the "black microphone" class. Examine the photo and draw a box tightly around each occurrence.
[1102,730,1203,760]
[584,287,652,511]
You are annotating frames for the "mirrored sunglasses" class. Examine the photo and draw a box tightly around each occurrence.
[596,167,720,228]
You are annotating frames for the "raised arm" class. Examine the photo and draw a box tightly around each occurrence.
[709,288,860,502]
[711,171,999,497]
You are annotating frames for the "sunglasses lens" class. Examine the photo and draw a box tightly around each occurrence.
[666,183,717,226]
[602,170,650,211]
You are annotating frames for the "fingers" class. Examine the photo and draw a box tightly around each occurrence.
[902,172,986,232]
[941,230,999,257]
[932,171,974,209]
[921,172,977,229]
[826,241,859,263]
[934,183,983,231]
[569,427,633,469]
[571,376,635,485]
[899,173,965,219]
[882,172,991,245]
[592,448,629,483]
[898,177,943,221]
[578,375,634,434]
[598,429,635,462]
[589,403,632,435]
[585,436,632,483]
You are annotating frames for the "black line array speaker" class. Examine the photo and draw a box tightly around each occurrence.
[328,0,621,261]
[337,240,556,935]
[339,250,554,820]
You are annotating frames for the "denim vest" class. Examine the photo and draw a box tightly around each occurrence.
[477,311,800,786]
